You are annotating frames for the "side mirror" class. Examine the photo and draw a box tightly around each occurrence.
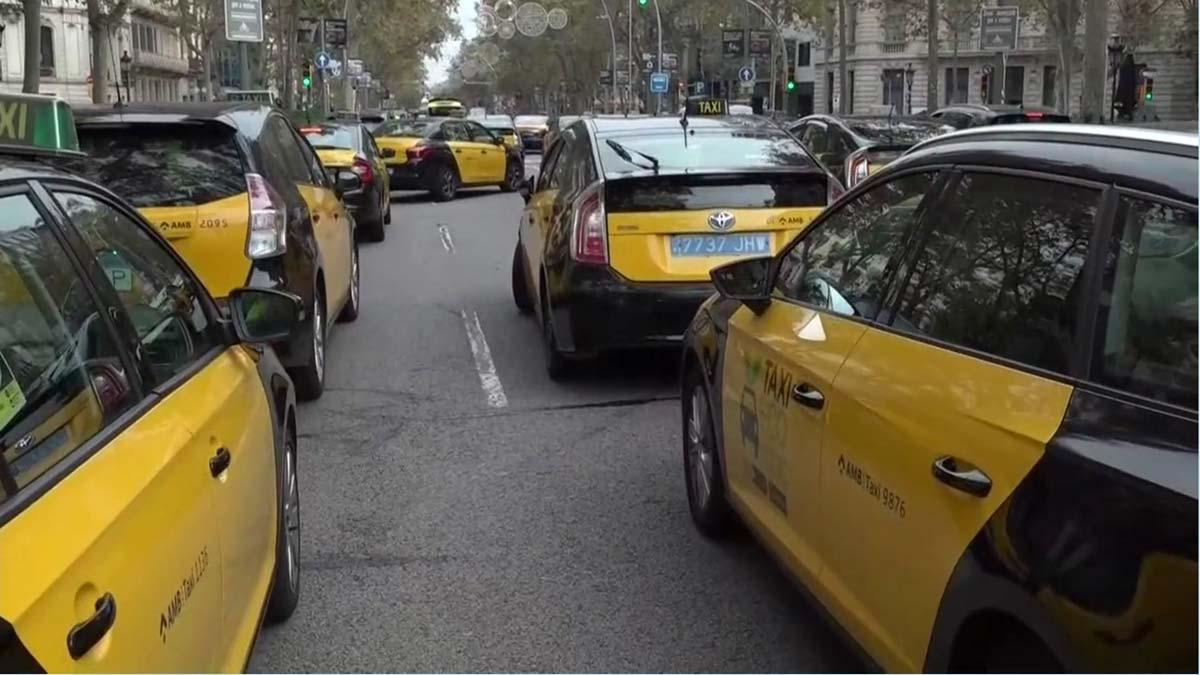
[335,169,363,198]
[228,288,303,343]
[711,256,773,315]
[381,147,397,158]
[493,136,505,145]
[519,176,534,204]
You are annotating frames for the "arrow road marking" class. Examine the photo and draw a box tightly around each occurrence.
[438,224,455,253]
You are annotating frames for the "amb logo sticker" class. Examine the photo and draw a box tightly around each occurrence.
[837,454,907,518]
[767,211,813,228]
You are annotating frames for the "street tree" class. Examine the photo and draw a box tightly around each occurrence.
[1021,0,1083,113]
[941,0,983,105]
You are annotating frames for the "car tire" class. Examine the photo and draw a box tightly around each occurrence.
[500,160,522,192]
[383,191,392,225]
[683,367,735,537]
[266,424,300,623]
[338,243,360,323]
[512,244,533,314]
[361,198,386,242]
[291,289,326,401]
[540,289,569,381]
[430,165,457,202]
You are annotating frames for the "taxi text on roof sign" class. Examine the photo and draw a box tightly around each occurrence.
[685,97,729,116]
[0,93,81,154]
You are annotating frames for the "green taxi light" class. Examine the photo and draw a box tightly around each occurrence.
[0,93,80,154]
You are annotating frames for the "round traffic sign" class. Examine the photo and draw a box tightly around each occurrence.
[738,65,755,83]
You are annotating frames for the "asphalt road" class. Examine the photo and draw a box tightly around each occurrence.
[249,157,860,673]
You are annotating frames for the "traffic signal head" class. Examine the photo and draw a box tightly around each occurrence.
[1145,77,1154,101]
[638,0,647,6]
[302,63,312,89]
[786,80,796,91]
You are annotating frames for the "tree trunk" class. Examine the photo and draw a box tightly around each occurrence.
[837,0,848,114]
[926,0,939,112]
[1080,0,1107,121]
[89,0,111,104]
[22,0,40,93]
[1056,37,1073,114]
[951,34,959,105]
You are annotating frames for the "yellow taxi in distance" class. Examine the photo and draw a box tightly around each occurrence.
[681,125,1198,672]
[480,114,523,157]
[374,117,524,202]
[0,93,303,671]
[299,121,392,242]
[510,100,841,379]
[70,102,363,401]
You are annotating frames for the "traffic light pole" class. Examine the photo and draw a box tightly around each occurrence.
[739,0,786,112]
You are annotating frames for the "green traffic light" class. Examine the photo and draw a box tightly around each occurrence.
[302,76,312,89]
[786,80,796,91]
[1145,92,1153,101]
[638,0,647,6]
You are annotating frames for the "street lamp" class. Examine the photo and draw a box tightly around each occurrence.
[119,50,133,104]
[1107,34,1125,122]
[904,62,914,115]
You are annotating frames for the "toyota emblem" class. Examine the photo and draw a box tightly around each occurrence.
[708,211,736,231]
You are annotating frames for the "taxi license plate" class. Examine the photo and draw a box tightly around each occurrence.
[670,233,771,257]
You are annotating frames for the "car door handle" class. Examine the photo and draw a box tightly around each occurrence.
[932,456,991,497]
[791,383,825,410]
[454,149,462,154]
[209,447,231,477]
[67,593,116,659]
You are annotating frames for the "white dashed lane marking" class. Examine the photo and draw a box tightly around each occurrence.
[461,310,508,408]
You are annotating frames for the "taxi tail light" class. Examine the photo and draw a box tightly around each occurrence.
[407,144,433,161]
[571,185,608,265]
[845,151,870,189]
[827,176,846,204]
[246,173,288,259]
[352,156,375,184]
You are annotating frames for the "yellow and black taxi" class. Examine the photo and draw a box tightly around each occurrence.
[0,93,304,671]
[788,114,952,189]
[299,120,392,242]
[480,114,523,158]
[681,124,1198,672]
[373,116,523,202]
[514,114,550,152]
[510,99,841,379]
[68,102,363,400]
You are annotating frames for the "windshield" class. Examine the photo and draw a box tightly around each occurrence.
[515,115,549,126]
[300,126,357,150]
[848,120,951,145]
[597,130,817,174]
[375,120,436,137]
[70,125,246,207]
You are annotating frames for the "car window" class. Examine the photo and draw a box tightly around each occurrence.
[71,124,246,208]
[468,122,495,143]
[0,193,134,498]
[545,129,576,191]
[298,125,356,150]
[442,122,468,142]
[885,172,1100,375]
[776,172,937,319]
[596,129,816,173]
[265,116,314,185]
[375,120,437,138]
[801,122,827,153]
[288,121,329,185]
[54,192,217,387]
[537,141,565,192]
[362,129,379,159]
[1093,196,1197,409]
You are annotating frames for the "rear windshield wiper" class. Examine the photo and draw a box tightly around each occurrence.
[605,139,659,173]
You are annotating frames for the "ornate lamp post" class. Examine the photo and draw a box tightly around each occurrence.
[119,50,133,104]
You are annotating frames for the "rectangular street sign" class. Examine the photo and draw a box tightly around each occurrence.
[650,72,669,94]
[600,70,613,85]
[749,30,772,55]
[722,30,744,59]
[324,18,348,49]
[296,16,319,44]
[662,52,678,70]
[980,7,1019,51]
[225,0,263,42]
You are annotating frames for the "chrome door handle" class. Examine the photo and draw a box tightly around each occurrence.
[932,456,991,497]
[791,383,825,410]
[67,593,116,659]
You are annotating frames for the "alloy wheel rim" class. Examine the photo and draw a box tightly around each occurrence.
[312,300,324,381]
[350,248,360,309]
[282,443,300,590]
[443,170,454,195]
[688,386,713,506]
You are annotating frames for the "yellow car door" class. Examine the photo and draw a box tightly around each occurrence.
[442,121,477,184]
[0,192,224,672]
[521,138,568,280]
[467,121,506,184]
[813,172,1099,670]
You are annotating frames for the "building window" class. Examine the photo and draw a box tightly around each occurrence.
[39,25,54,76]
[826,71,834,112]
[945,66,968,104]
[798,42,811,67]
[1042,65,1057,106]
[846,0,857,44]
[134,23,159,54]
[1003,65,1025,104]
[882,2,906,43]
[882,69,905,107]
[848,70,855,113]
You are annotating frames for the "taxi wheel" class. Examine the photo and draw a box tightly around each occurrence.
[292,290,326,401]
[500,161,522,192]
[540,290,569,381]
[267,425,301,623]
[361,200,386,243]
[431,166,458,202]
[511,244,533,314]
[683,368,734,537]
[383,191,392,225]
[338,243,361,323]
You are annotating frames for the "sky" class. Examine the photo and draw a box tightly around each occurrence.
[425,0,478,89]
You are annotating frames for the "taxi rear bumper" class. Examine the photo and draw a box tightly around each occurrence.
[386,161,434,190]
[549,265,714,355]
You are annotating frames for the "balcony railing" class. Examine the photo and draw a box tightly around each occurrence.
[880,40,907,53]
[133,49,189,76]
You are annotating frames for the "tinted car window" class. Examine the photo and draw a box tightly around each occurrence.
[887,172,1100,375]
[606,176,827,212]
[1094,196,1197,409]
[801,122,828,152]
[467,122,495,143]
[0,194,133,497]
[537,141,565,191]
[261,116,311,185]
[55,192,217,386]
[847,120,951,144]
[442,122,469,142]
[776,172,937,319]
[72,125,246,208]
[375,120,438,137]
[299,125,357,150]
[597,129,816,174]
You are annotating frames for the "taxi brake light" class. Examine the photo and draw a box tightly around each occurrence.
[1026,111,1044,119]
[352,156,375,184]
[246,173,288,259]
[571,185,607,265]
[406,144,433,161]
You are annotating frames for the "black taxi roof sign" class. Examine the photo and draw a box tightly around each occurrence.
[685,97,729,116]
[0,93,81,155]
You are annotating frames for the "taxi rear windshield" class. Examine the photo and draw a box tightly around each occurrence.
[606,173,827,212]
[301,126,356,150]
[375,120,437,137]
[71,125,246,208]
[598,130,817,174]
[848,120,950,145]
